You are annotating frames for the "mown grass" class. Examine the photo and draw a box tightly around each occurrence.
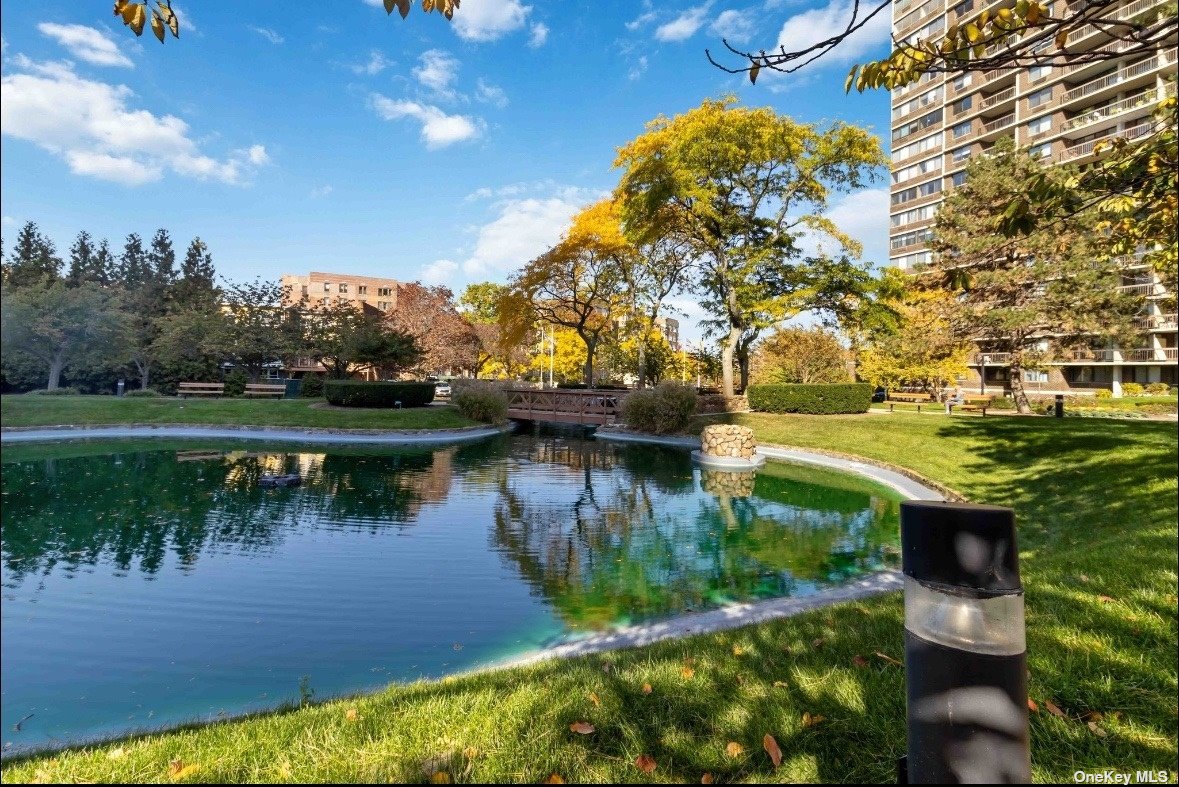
[0,395,475,430]
[2,412,1175,784]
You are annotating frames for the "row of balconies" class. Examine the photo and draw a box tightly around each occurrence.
[972,347,1179,364]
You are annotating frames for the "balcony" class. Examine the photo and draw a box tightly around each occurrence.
[1122,347,1179,362]
[1070,348,1117,361]
[979,86,1015,111]
[1060,57,1162,105]
[1061,88,1168,134]
[971,352,1012,364]
[1065,0,1173,45]
[1140,313,1179,330]
[981,113,1015,133]
[1120,282,1164,296]
[1058,123,1153,162]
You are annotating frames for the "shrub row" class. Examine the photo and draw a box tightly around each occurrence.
[621,382,698,434]
[299,376,325,398]
[453,384,509,424]
[746,383,873,414]
[323,381,435,408]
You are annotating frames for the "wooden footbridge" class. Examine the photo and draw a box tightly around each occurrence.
[505,388,626,427]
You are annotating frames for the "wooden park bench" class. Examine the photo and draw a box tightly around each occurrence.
[954,394,994,416]
[178,382,225,398]
[887,391,934,412]
[243,383,286,398]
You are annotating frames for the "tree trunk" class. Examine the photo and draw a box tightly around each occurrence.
[136,358,150,390]
[1009,355,1032,414]
[738,351,750,393]
[636,340,647,389]
[580,332,596,387]
[47,350,66,390]
[721,326,741,397]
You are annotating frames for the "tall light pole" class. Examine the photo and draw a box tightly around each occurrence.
[549,327,555,389]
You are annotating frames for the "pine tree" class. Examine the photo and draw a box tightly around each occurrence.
[173,237,219,309]
[6,221,61,288]
[67,231,96,286]
[92,239,115,287]
[147,228,176,286]
[116,233,151,288]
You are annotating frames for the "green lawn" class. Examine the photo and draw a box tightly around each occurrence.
[2,413,1175,784]
[0,395,476,430]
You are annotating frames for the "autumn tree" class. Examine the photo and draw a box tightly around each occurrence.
[458,282,532,379]
[926,137,1142,413]
[386,283,479,377]
[615,97,884,397]
[856,288,971,395]
[506,202,630,386]
[304,300,420,379]
[750,326,849,385]
[204,278,301,382]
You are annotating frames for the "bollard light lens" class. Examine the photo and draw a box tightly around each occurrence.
[904,576,1025,656]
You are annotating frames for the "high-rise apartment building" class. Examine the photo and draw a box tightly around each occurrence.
[889,0,1177,395]
[280,271,402,313]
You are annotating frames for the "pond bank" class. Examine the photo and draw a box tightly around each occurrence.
[0,423,511,445]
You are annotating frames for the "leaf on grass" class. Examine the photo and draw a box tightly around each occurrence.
[1045,701,1067,718]
[874,651,903,667]
[345,708,360,722]
[634,754,656,774]
[725,741,745,757]
[852,655,869,669]
[1087,721,1108,737]
[1097,595,1114,603]
[1081,711,1103,722]
[570,721,595,735]
[732,645,746,656]
[588,692,601,707]
[763,733,782,768]
[462,746,478,759]
[543,774,565,784]
[701,774,715,784]
[801,712,825,728]
[642,683,653,695]
[1027,698,1039,713]
[681,666,696,679]
[811,638,825,649]
[429,772,451,784]
[167,760,200,781]
[108,747,126,760]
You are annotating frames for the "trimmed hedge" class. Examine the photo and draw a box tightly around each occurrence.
[747,383,873,414]
[323,381,435,408]
[300,376,325,398]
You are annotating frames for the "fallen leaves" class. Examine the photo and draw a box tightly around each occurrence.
[680,666,696,679]
[851,655,869,669]
[1044,700,1067,719]
[1097,595,1115,603]
[701,774,714,784]
[543,774,565,784]
[732,645,746,656]
[634,754,657,774]
[167,760,200,781]
[429,772,451,784]
[345,707,360,722]
[1028,698,1039,713]
[763,733,782,768]
[725,741,745,757]
[569,721,595,735]
[588,692,601,708]
[801,712,826,728]
[642,683,653,695]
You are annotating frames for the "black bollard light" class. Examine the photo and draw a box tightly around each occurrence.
[1054,394,1064,418]
[900,500,1031,784]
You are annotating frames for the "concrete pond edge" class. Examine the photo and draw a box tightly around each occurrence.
[0,423,513,446]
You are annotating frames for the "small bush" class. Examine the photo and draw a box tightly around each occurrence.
[124,388,162,398]
[300,376,325,398]
[453,384,508,424]
[1093,388,1113,399]
[621,382,698,435]
[323,380,435,408]
[1120,382,1145,396]
[746,383,873,414]
[25,387,81,396]
[1144,382,1171,395]
[224,369,248,397]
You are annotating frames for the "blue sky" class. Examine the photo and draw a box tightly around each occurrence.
[0,0,892,342]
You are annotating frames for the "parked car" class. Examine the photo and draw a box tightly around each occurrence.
[434,382,452,398]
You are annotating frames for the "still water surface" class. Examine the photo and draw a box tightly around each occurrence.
[1,431,902,752]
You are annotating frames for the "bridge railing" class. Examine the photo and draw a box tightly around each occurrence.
[505,388,627,425]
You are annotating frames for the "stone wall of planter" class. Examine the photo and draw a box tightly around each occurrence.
[700,424,756,459]
[700,468,756,497]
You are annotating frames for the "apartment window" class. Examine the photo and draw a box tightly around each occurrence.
[951,171,968,187]
[952,145,972,163]
[952,0,974,16]
[1027,86,1053,109]
[301,285,308,297]
[1026,114,1052,137]
[952,74,972,92]
[1030,142,1052,159]
[891,228,934,250]
[893,109,942,143]
[357,285,368,295]
[323,281,331,292]
[892,250,933,269]
[377,301,392,311]
[1024,370,1049,383]
[893,156,943,185]
[894,131,943,163]
[892,179,943,205]
[378,287,392,297]
[952,120,972,139]
[1029,63,1052,82]
[339,283,348,294]
[951,95,973,115]
[890,204,937,227]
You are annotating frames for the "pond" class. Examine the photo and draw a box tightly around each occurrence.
[0,430,903,753]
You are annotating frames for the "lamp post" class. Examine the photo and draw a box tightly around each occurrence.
[549,328,555,389]
[900,500,1031,784]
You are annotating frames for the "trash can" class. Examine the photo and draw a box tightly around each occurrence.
[283,378,302,399]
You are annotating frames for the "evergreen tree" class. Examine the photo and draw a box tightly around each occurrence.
[6,221,61,288]
[172,237,220,309]
[92,239,115,287]
[116,233,151,288]
[67,231,96,286]
[147,228,177,286]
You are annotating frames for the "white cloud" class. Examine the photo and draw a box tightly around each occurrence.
[242,144,270,165]
[626,7,658,31]
[628,55,649,81]
[775,0,890,67]
[413,49,459,97]
[795,187,889,264]
[528,22,549,47]
[1,57,264,186]
[352,50,393,76]
[2,215,15,225]
[419,258,459,284]
[655,4,713,42]
[37,23,133,68]
[251,26,284,44]
[475,78,508,108]
[369,94,483,149]
[453,0,531,42]
[309,184,333,198]
[710,9,754,42]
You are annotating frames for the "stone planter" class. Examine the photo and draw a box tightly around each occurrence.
[692,424,765,470]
